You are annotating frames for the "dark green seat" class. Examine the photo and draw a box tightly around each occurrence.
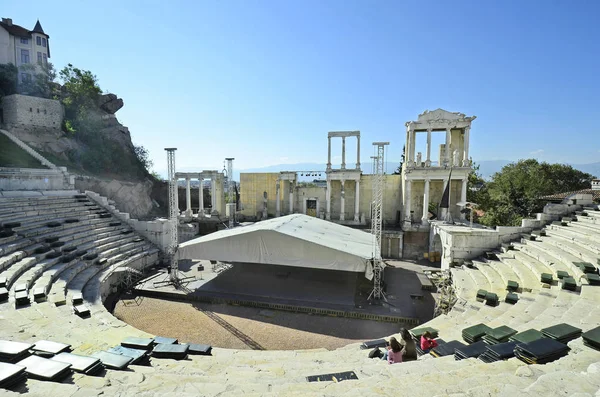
[541,323,582,344]
[505,292,519,304]
[483,326,517,345]
[409,327,439,340]
[307,371,358,382]
[476,289,488,300]
[462,323,492,344]
[485,252,497,260]
[541,273,553,284]
[506,280,519,291]
[562,277,577,291]
[586,273,600,285]
[485,292,499,306]
[582,326,600,351]
[574,262,598,274]
[556,270,570,280]
[510,329,544,344]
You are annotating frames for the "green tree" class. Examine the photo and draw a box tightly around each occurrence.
[133,145,154,174]
[478,159,594,227]
[0,63,18,101]
[59,64,102,132]
[394,145,406,174]
[18,62,57,98]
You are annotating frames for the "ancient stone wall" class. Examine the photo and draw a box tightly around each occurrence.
[75,176,154,219]
[1,94,63,129]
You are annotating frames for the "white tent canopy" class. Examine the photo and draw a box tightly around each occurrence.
[178,214,376,275]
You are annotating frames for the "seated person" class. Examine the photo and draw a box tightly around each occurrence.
[399,328,417,361]
[381,337,403,364]
[420,331,438,353]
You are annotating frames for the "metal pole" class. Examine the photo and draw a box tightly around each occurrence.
[165,148,179,282]
[368,142,389,301]
[225,158,235,228]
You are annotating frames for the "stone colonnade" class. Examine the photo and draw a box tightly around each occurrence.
[405,126,470,167]
[327,131,361,171]
[404,176,468,224]
[175,171,223,217]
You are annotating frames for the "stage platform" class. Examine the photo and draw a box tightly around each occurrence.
[133,260,436,325]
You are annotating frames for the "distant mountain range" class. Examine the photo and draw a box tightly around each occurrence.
[159,161,600,181]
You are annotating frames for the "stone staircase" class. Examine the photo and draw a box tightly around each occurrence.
[0,196,599,396]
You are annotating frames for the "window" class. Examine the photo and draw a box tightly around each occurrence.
[43,53,47,66]
[20,49,29,64]
[36,36,41,45]
[42,38,46,47]
[20,37,29,44]
[37,52,43,64]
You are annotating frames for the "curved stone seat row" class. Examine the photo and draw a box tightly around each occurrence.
[1,223,127,292]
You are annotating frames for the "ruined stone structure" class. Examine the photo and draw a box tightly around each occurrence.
[0,94,63,129]
[240,130,402,226]
[402,109,475,229]
[239,112,477,259]
[175,171,225,217]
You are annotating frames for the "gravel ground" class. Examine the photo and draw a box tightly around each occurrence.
[113,297,404,351]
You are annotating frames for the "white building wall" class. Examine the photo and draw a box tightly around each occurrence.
[0,28,11,64]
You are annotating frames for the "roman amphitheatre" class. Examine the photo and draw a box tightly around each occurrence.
[0,100,600,397]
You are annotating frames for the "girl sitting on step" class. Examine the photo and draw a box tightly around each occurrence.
[381,337,403,364]
[420,331,438,353]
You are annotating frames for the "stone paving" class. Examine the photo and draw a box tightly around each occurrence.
[0,194,600,396]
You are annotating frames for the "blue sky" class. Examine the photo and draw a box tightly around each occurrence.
[4,0,599,172]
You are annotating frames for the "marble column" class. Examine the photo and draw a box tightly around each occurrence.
[211,177,216,213]
[288,181,294,215]
[341,137,346,169]
[198,178,204,215]
[326,179,331,220]
[185,177,192,216]
[462,126,471,167]
[422,178,430,224]
[407,128,415,167]
[327,136,332,170]
[444,128,451,166]
[275,180,281,217]
[426,129,432,167]
[354,180,360,222]
[441,178,449,219]
[461,177,468,219]
[405,179,412,223]
[340,180,346,221]
[356,135,361,169]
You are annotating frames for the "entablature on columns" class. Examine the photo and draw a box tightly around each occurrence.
[175,170,222,180]
[403,168,470,181]
[278,171,298,181]
[328,131,360,138]
[405,109,476,131]
[326,169,361,182]
[404,108,476,170]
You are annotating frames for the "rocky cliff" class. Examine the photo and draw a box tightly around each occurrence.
[2,91,160,218]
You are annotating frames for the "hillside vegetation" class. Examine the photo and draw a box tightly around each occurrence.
[1,63,154,182]
[0,133,43,168]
